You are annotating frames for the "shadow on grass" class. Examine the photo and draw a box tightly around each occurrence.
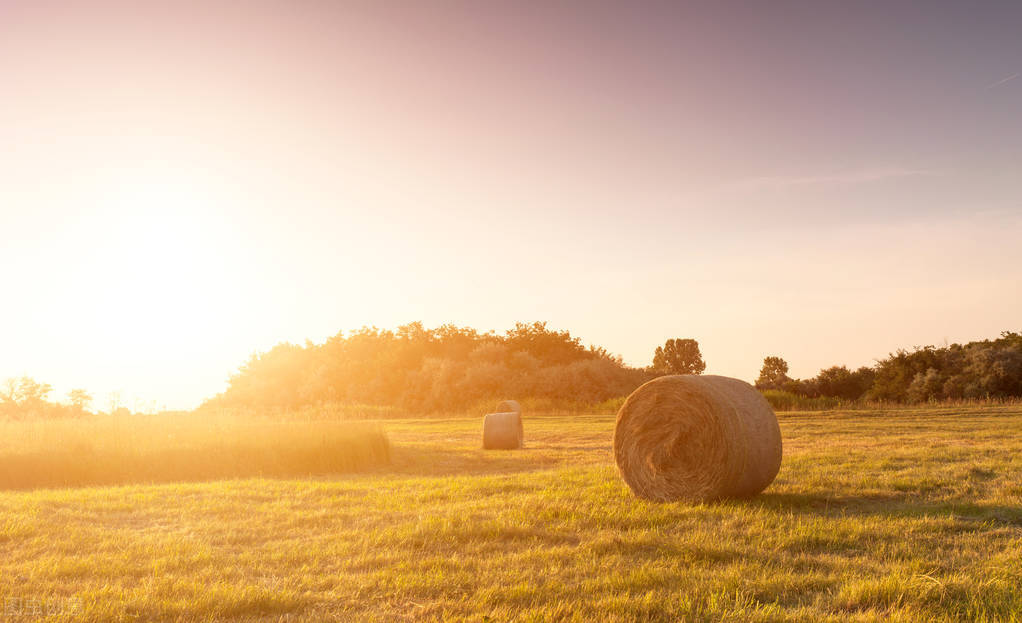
[359,445,1022,531]
[751,491,1022,526]
[378,443,586,477]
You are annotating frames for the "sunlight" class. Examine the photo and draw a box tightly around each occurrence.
[3,3,1022,620]
[73,170,237,356]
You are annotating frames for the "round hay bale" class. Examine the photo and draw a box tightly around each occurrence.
[495,399,522,415]
[613,375,782,502]
[483,411,523,450]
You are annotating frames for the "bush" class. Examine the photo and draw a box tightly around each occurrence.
[208,322,651,414]
[761,390,842,411]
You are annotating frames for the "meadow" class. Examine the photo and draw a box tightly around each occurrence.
[0,415,389,490]
[1,406,1021,621]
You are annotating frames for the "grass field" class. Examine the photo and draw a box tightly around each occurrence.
[0,415,389,490]
[1,406,1021,621]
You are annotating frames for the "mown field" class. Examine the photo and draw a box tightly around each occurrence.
[1,406,1021,622]
[0,415,390,490]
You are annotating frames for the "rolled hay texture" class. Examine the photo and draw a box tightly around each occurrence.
[495,399,522,415]
[613,375,782,502]
[483,412,524,450]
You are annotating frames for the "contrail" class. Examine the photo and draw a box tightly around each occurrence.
[988,72,1020,89]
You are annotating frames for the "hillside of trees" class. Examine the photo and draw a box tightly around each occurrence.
[207,326,1022,414]
[0,377,95,419]
[6,326,1020,420]
[757,331,1022,403]
[204,322,652,414]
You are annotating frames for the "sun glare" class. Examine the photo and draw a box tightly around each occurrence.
[4,3,1022,621]
[68,172,239,357]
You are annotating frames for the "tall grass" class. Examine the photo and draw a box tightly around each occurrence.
[197,393,1022,420]
[202,397,630,420]
[204,403,413,420]
[3,407,1021,621]
[762,389,1022,412]
[760,390,843,411]
[0,414,390,490]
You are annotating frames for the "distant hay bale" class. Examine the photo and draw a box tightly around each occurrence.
[495,400,522,415]
[613,375,782,502]
[482,411,524,450]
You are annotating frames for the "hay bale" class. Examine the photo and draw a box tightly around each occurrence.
[495,399,522,415]
[613,375,782,502]
[483,411,523,450]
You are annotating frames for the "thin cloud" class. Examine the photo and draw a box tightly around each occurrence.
[988,72,1020,89]
[737,167,936,190]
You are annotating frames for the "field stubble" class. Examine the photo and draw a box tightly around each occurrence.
[1,405,1021,621]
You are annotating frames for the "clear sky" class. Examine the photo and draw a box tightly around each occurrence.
[2,1,1020,410]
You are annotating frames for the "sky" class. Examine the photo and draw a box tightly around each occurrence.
[1,0,1020,410]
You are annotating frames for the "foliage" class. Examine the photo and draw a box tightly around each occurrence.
[2,376,52,406]
[811,366,875,400]
[0,376,95,420]
[869,332,1022,402]
[67,388,93,412]
[651,338,706,376]
[769,331,1022,405]
[214,326,1022,413]
[755,356,790,390]
[208,322,651,414]
[760,390,842,411]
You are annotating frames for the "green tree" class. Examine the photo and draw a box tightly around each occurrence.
[755,356,790,390]
[652,339,706,375]
[907,368,943,402]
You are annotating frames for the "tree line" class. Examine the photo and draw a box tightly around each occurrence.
[206,322,654,413]
[0,377,94,419]
[6,326,1020,419]
[755,331,1022,402]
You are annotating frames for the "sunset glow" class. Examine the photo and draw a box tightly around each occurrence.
[2,1,1020,409]
[5,4,1022,621]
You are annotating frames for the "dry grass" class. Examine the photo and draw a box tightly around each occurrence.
[0,414,390,490]
[0,405,1021,621]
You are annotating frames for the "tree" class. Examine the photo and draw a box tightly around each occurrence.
[504,321,590,365]
[755,356,790,390]
[804,365,875,400]
[12,377,52,406]
[652,338,706,375]
[907,368,943,403]
[0,378,16,405]
[68,389,93,412]
[205,321,649,413]
[107,391,123,415]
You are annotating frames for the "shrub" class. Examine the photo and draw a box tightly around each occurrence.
[761,390,842,411]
